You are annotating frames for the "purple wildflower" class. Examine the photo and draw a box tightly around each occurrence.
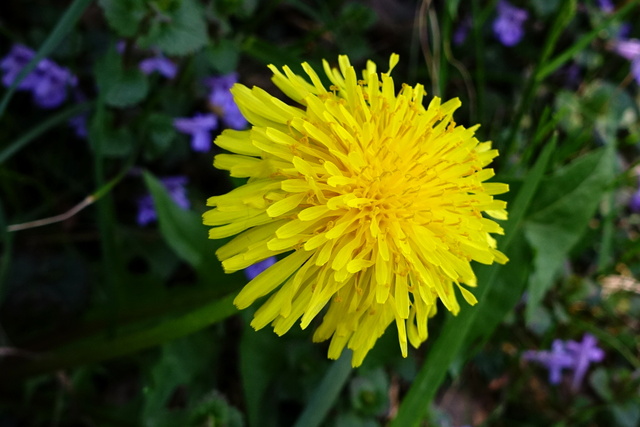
[613,39,640,61]
[631,57,640,84]
[0,44,77,109]
[68,91,89,139]
[204,73,248,130]
[523,339,575,384]
[597,0,615,13]
[492,1,528,47]
[173,113,218,152]
[137,176,190,226]
[617,23,632,40]
[244,257,277,281]
[139,56,178,79]
[612,39,640,84]
[562,63,581,89]
[30,59,77,108]
[0,44,38,89]
[630,187,640,212]
[565,333,605,390]
[69,114,88,138]
[453,16,472,46]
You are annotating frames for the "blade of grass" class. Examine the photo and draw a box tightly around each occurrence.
[0,102,92,164]
[503,0,576,163]
[391,138,557,427]
[537,1,639,81]
[91,96,123,336]
[1,292,238,380]
[293,349,353,427]
[0,0,92,118]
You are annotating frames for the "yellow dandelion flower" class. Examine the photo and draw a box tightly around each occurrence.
[203,54,509,367]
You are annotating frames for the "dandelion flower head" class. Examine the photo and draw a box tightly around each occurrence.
[203,54,509,367]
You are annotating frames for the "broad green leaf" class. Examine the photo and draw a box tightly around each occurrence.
[137,0,208,56]
[142,332,218,427]
[89,109,134,157]
[391,140,556,427]
[95,48,149,108]
[143,113,178,160]
[204,39,241,75]
[524,145,615,323]
[143,171,235,290]
[98,0,147,37]
[612,400,640,427]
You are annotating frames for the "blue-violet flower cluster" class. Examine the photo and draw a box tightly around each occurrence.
[523,333,605,390]
[174,73,247,153]
[1,44,77,109]
[492,1,528,47]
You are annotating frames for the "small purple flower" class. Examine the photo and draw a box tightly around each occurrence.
[0,44,38,89]
[69,114,88,138]
[0,44,77,109]
[565,333,605,390]
[597,0,615,13]
[612,39,640,84]
[139,56,178,79]
[173,113,218,152]
[631,57,640,85]
[453,16,472,46]
[204,73,248,130]
[244,257,277,281]
[523,339,575,384]
[617,23,632,40]
[630,187,640,212]
[613,38,640,61]
[561,63,581,89]
[30,59,77,108]
[137,176,190,226]
[492,1,528,47]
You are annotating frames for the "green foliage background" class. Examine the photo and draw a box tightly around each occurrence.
[1,0,639,426]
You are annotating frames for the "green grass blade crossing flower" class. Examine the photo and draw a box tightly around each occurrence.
[0,0,92,118]
[391,139,557,426]
[293,350,353,427]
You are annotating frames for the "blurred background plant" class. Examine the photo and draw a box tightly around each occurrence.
[0,0,639,426]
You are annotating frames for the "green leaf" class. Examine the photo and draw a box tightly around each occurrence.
[612,400,640,427]
[204,39,241,75]
[138,0,208,56]
[0,291,237,379]
[240,324,285,427]
[143,113,178,160]
[293,350,353,427]
[446,0,461,18]
[391,140,556,427]
[95,47,149,108]
[98,0,147,37]
[143,171,234,289]
[142,332,218,426]
[523,146,615,323]
[89,109,134,157]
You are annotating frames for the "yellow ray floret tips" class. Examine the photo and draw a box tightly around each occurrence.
[203,54,509,367]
